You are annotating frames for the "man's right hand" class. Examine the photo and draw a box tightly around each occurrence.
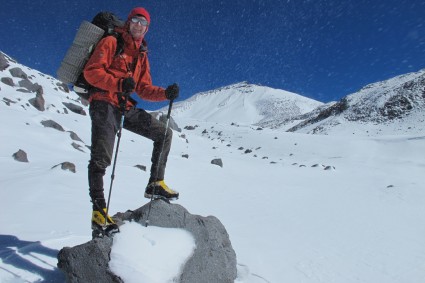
[121,77,136,93]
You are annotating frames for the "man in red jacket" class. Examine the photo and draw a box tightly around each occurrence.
[84,7,179,234]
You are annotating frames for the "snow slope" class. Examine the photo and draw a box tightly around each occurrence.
[1,52,424,282]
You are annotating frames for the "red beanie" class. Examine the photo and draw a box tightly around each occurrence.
[128,7,151,25]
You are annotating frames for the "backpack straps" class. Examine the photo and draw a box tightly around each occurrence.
[114,33,125,56]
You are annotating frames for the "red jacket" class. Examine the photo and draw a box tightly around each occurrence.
[83,29,166,109]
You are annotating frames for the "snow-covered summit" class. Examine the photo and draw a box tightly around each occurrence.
[168,81,323,126]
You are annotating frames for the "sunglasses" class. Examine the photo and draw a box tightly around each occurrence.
[130,17,149,26]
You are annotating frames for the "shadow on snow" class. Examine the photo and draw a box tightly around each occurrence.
[0,234,65,282]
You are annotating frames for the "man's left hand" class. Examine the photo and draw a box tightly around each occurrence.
[165,83,179,100]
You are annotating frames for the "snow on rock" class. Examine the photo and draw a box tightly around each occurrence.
[110,223,195,283]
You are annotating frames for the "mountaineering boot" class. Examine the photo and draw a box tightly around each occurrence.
[144,180,179,200]
[91,208,119,238]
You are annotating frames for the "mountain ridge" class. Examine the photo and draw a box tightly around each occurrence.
[288,68,425,135]
[166,70,425,136]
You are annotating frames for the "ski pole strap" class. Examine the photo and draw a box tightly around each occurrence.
[117,92,130,113]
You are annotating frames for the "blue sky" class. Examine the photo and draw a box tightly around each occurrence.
[1,0,424,109]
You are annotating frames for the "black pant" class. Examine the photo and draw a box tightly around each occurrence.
[88,100,172,208]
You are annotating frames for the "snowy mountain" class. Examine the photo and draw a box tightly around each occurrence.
[1,51,424,283]
[163,71,425,137]
[167,81,323,129]
[288,69,425,135]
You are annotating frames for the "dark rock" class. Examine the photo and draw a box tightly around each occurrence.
[19,79,41,92]
[287,97,349,132]
[63,102,87,116]
[51,162,76,173]
[182,154,189,159]
[134,164,147,171]
[0,52,9,70]
[184,125,197,131]
[57,237,122,283]
[28,91,45,111]
[2,97,16,106]
[9,67,28,79]
[380,94,413,119]
[324,165,335,171]
[71,142,85,152]
[41,120,65,131]
[68,131,83,142]
[211,158,223,168]
[12,149,29,162]
[1,77,14,87]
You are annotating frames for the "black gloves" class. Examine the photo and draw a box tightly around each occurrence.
[165,83,179,100]
[121,77,136,93]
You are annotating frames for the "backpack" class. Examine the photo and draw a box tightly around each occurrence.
[57,12,125,101]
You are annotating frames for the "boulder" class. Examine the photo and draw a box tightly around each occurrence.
[68,131,83,142]
[12,149,29,162]
[28,90,45,111]
[63,102,87,116]
[1,77,14,87]
[51,162,76,173]
[41,120,65,132]
[211,158,224,168]
[9,67,28,79]
[0,52,9,70]
[57,201,237,283]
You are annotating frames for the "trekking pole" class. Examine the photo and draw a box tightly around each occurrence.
[105,93,129,226]
[145,98,174,227]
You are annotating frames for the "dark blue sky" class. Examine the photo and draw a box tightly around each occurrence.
[1,0,424,110]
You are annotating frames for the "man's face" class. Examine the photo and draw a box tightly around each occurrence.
[129,16,149,39]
